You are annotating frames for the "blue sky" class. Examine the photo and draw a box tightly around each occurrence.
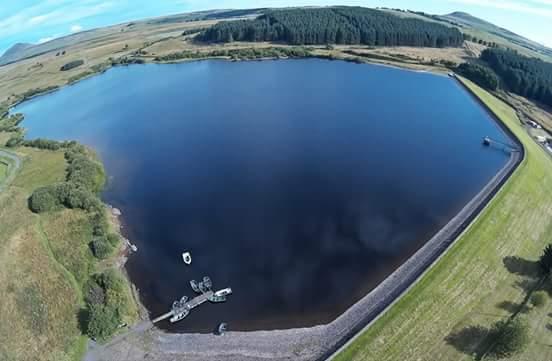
[1,0,552,56]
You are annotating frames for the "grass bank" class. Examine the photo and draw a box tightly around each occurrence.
[0,159,8,183]
[0,138,138,361]
[335,78,552,360]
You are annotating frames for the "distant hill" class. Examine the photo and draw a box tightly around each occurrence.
[442,11,552,59]
[1,43,33,60]
[0,9,246,67]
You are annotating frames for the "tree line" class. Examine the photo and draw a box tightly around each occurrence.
[456,62,499,91]
[481,48,552,106]
[199,7,463,48]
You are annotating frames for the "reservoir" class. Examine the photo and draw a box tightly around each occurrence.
[16,59,510,332]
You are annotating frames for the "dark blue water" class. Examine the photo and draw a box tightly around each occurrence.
[16,59,509,332]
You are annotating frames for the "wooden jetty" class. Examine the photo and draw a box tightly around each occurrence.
[152,290,214,324]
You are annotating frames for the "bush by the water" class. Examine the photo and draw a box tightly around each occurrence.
[456,62,499,91]
[155,46,312,62]
[20,85,59,100]
[66,152,105,194]
[86,304,119,341]
[28,144,105,214]
[487,318,529,358]
[0,113,24,132]
[28,184,65,213]
[110,57,145,66]
[60,59,84,71]
[85,270,130,340]
[28,182,100,213]
[90,237,114,259]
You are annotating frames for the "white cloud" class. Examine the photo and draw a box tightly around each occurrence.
[70,24,83,33]
[37,36,55,44]
[0,1,114,39]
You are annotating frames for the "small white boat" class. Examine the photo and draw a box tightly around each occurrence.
[182,251,192,265]
[214,288,232,297]
[170,309,189,323]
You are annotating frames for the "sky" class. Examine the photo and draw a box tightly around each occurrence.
[1,0,552,56]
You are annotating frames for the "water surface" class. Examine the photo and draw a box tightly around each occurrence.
[17,59,509,332]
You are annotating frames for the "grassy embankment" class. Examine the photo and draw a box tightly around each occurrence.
[336,78,552,360]
[0,159,8,183]
[0,129,138,361]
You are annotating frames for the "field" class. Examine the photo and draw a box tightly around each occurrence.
[336,79,552,360]
[0,144,138,361]
[0,160,7,182]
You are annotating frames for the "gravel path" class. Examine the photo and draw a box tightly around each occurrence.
[0,149,21,192]
[85,79,524,361]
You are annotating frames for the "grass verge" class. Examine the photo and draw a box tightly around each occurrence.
[336,78,552,361]
[0,159,8,183]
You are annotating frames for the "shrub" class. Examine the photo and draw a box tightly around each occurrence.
[29,182,101,213]
[28,185,63,213]
[60,59,84,71]
[488,318,529,358]
[22,138,62,150]
[85,279,106,307]
[107,233,120,247]
[66,154,105,193]
[539,244,552,275]
[6,135,23,147]
[90,237,114,259]
[65,186,101,212]
[90,211,109,236]
[530,291,547,308]
[86,304,119,341]
[21,86,59,100]
[83,270,131,340]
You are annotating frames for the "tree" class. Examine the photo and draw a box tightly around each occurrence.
[481,48,552,107]
[29,185,62,213]
[91,237,114,259]
[456,62,499,90]
[488,318,529,358]
[198,7,463,48]
[530,291,547,308]
[86,304,120,341]
[539,244,552,275]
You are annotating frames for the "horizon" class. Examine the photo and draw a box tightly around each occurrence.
[1,1,552,56]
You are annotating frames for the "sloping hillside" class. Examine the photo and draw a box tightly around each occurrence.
[443,11,552,59]
[1,43,33,60]
[0,9,262,67]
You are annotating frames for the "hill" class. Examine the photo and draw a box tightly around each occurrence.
[1,43,33,59]
[0,9,261,67]
[442,11,552,60]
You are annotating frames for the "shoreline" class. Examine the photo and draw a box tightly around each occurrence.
[6,47,453,114]
[3,49,524,361]
[106,205,150,322]
[83,78,523,361]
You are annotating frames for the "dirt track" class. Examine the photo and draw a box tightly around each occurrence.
[0,149,21,192]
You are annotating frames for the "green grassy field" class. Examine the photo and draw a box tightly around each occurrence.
[336,79,552,361]
[0,146,137,361]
